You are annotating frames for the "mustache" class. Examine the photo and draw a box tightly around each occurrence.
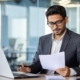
[53,28,61,31]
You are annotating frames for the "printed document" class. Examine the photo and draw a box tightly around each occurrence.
[45,75,65,80]
[39,52,65,70]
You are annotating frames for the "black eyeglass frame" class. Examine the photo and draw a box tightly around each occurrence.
[47,18,64,27]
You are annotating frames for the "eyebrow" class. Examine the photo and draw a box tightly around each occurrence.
[48,20,62,22]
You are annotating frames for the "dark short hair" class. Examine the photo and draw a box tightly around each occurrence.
[46,5,66,19]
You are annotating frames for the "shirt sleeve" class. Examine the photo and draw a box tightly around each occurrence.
[70,68,77,76]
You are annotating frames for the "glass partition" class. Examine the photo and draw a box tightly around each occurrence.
[51,0,80,34]
[1,0,80,71]
[0,0,50,71]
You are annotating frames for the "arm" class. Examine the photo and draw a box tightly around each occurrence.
[18,37,42,73]
[56,41,80,76]
[72,41,80,76]
[30,37,42,73]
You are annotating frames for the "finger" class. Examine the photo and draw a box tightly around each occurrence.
[56,68,64,71]
[56,69,66,76]
[57,71,64,76]
[56,69,61,74]
[56,68,63,72]
[61,73,66,77]
[60,71,67,77]
[19,67,25,72]
[26,67,31,72]
[62,72,67,77]
[22,63,25,67]
[56,69,59,72]
[18,67,23,71]
[59,68,66,71]
[22,63,27,67]
[17,67,20,71]
[23,63,27,66]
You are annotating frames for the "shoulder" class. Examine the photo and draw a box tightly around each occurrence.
[67,29,80,40]
[70,30,80,37]
[40,33,52,39]
[39,33,52,41]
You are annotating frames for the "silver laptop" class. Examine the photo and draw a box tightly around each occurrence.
[0,49,40,79]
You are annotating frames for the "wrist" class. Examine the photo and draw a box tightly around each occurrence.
[25,67,31,73]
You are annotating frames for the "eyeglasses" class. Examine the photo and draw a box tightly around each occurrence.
[47,19,64,27]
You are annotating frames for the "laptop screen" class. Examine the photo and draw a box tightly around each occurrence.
[0,49,40,79]
[0,49,14,78]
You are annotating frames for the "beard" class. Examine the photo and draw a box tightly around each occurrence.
[53,26,66,35]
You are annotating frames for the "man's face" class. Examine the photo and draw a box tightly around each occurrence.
[47,14,68,35]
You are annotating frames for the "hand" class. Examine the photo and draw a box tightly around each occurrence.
[56,66,70,77]
[17,63,31,73]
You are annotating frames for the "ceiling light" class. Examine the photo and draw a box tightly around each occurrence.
[62,4,80,7]
[59,0,71,5]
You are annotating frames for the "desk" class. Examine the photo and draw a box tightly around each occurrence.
[0,74,80,80]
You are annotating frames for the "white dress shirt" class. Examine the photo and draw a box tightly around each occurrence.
[47,31,76,76]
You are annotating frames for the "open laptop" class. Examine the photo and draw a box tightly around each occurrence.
[0,49,40,79]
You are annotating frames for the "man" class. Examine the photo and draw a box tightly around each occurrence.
[18,5,80,77]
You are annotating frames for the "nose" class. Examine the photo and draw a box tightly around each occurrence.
[52,24,58,29]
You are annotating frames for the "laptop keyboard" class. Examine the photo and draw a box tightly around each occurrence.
[13,73,39,79]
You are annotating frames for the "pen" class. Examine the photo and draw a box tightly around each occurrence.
[18,65,29,67]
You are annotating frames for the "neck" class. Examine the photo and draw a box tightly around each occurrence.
[54,34,62,40]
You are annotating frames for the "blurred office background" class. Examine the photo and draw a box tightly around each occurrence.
[0,0,80,71]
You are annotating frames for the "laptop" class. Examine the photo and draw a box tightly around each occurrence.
[0,49,40,79]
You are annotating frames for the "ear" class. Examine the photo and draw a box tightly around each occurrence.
[65,16,68,24]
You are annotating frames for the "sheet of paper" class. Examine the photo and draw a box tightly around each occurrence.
[45,75,65,80]
[39,52,65,70]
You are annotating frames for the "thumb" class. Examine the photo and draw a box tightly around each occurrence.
[56,69,60,73]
